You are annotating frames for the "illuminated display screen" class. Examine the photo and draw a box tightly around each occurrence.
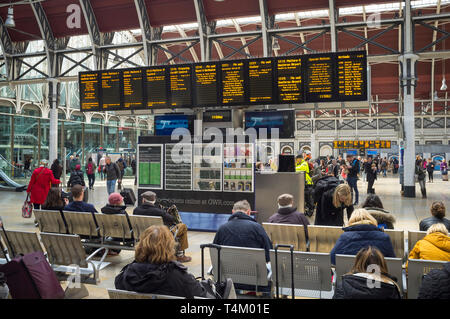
[248,58,273,104]
[79,51,367,111]
[203,110,232,123]
[122,69,144,109]
[221,61,246,105]
[154,115,194,136]
[275,57,303,104]
[244,110,295,138]
[145,67,168,108]
[79,72,100,111]
[333,140,392,149]
[169,65,192,107]
[194,63,218,106]
[100,70,122,110]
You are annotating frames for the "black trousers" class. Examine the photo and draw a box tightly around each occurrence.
[304,185,314,213]
[428,171,433,182]
[87,174,95,188]
[367,179,375,194]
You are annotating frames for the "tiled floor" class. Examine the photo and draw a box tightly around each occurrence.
[1,174,448,298]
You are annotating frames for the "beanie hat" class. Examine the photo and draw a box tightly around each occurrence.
[75,164,81,170]
[108,193,124,206]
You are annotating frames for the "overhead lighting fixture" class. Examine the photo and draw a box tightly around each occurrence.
[433,91,439,101]
[4,6,15,28]
[272,38,280,50]
[441,78,447,91]
[214,0,225,2]
[113,50,120,63]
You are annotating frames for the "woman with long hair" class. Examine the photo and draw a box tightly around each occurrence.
[50,159,62,187]
[314,183,354,226]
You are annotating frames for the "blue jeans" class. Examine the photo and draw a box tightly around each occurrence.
[107,179,116,195]
[347,176,359,204]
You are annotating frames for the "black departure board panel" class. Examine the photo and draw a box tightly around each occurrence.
[334,140,391,149]
[248,58,273,104]
[276,57,303,104]
[79,72,100,111]
[122,69,144,109]
[337,52,367,101]
[145,67,168,108]
[169,65,192,107]
[100,70,122,110]
[194,63,218,106]
[79,50,368,111]
[221,61,246,105]
[305,54,334,102]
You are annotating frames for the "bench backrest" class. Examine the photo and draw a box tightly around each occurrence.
[307,225,343,253]
[34,210,67,234]
[384,229,405,259]
[262,223,307,251]
[40,232,88,268]
[335,254,404,293]
[0,230,44,257]
[94,214,133,240]
[407,231,427,254]
[270,250,332,291]
[209,245,268,287]
[63,211,99,237]
[407,259,447,299]
[107,289,185,299]
[129,215,163,241]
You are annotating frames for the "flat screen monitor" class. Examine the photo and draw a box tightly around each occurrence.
[244,110,295,138]
[154,114,194,136]
[278,155,295,172]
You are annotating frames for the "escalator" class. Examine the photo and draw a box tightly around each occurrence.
[0,154,26,192]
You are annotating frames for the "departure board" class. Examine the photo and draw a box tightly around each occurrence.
[275,57,303,104]
[337,52,367,101]
[221,61,246,105]
[79,72,100,111]
[145,67,168,108]
[101,70,122,110]
[333,140,392,149]
[169,65,192,107]
[305,55,334,102]
[194,63,218,106]
[122,69,144,109]
[248,58,273,104]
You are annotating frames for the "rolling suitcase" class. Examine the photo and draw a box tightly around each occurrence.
[0,222,64,299]
[274,244,295,299]
[120,188,136,205]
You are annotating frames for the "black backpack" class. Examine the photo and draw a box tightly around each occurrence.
[313,177,342,205]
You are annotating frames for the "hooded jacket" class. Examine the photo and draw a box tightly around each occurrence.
[268,206,310,239]
[330,224,396,265]
[67,170,85,188]
[418,262,450,299]
[114,261,207,298]
[213,211,273,262]
[333,273,401,299]
[408,232,450,262]
[363,207,396,230]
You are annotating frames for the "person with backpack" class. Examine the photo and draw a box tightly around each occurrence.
[85,157,97,190]
[67,165,85,188]
[116,156,127,189]
[346,154,360,206]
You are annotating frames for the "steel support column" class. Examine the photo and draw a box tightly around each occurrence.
[329,0,338,52]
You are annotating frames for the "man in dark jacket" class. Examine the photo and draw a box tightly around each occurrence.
[64,184,97,214]
[133,191,191,263]
[268,193,309,239]
[333,273,401,299]
[67,164,85,188]
[419,201,450,232]
[418,262,450,299]
[364,157,377,194]
[213,200,273,292]
[104,156,121,195]
[346,154,360,205]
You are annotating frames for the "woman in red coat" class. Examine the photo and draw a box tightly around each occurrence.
[26,159,61,209]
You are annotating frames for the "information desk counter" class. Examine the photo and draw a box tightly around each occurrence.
[254,171,305,223]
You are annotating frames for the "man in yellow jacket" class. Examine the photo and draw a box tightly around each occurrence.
[296,154,314,216]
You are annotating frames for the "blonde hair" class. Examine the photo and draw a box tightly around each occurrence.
[348,208,378,227]
[135,225,176,264]
[332,184,353,208]
[427,223,449,236]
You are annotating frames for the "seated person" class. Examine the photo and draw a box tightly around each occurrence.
[418,261,450,299]
[64,185,97,214]
[419,201,450,232]
[133,191,191,263]
[213,200,273,293]
[268,193,309,239]
[42,187,69,212]
[361,194,396,230]
[115,225,213,298]
[330,209,395,265]
[333,246,401,299]
[408,223,450,265]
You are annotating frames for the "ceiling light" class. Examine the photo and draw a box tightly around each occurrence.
[4,6,15,28]
[272,38,280,50]
[433,91,439,100]
[440,78,447,91]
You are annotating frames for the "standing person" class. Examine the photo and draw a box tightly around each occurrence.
[50,159,62,187]
[393,157,399,174]
[346,154,360,205]
[69,154,80,173]
[26,159,61,210]
[85,157,97,190]
[116,156,127,190]
[98,155,106,181]
[364,157,377,194]
[426,158,435,183]
[67,165,85,188]
[24,157,32,177]
[440,160,448,181]
[104,156,121,195]
[131,156,137,185]
[381,158,388,177]
[295,154,314,215]
[416,159,427,198]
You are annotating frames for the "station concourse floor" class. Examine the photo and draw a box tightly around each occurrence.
[1,174,448,298]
